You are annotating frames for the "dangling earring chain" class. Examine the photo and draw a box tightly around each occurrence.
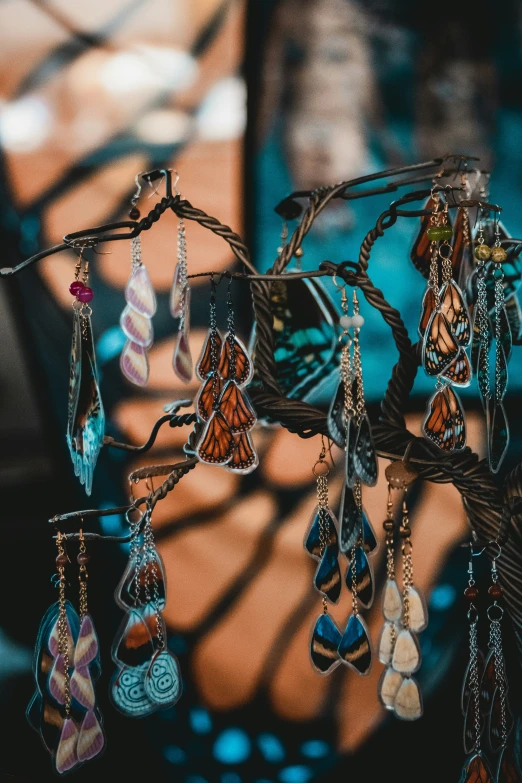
[56,532,72,719]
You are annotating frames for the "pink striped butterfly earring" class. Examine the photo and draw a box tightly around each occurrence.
[120,173,157,387]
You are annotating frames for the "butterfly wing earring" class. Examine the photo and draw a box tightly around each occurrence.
[67,251,105,495]
[120,174,156,387]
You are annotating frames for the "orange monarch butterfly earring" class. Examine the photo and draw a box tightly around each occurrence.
[378,460,426,721]
[421,195,471,452]
[195,275,258,473]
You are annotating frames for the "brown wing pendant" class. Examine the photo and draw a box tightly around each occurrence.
[446,386,466,450]
[218,381,257,433]
[497,746,522,783]
[196,411,235,465]
[441,348,472,387]
[422,388,455,451]
[196,330,222,381]
[195,375,223,422]
[411,196,449,277]
[422,312,460,376]
[218,333,253,386]
[226,431,258,474]
[419,287,437,338]
[451,207,467,281]
[459,754,493,783]
[440,280,471,346]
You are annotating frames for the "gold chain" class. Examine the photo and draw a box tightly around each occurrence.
[400,495,413,630]
[314,449,330,615]
[78,529,88,618]
[352,290,366,425]
[56,532,71,717]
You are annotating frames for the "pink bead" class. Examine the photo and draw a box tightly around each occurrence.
[77,286,94,303]
[69,281,84,296]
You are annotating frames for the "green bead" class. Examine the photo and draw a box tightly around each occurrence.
[474,243,492,261]
[439,225,453,241]
[426,226,443,240]
[491,246,507,263]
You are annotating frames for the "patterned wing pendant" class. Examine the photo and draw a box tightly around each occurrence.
[337,486,361,554]
[73,615,99,669]
[77,710,105,763]
[440,280,472,346]
[314,544,342,604]
[196,411,235,466]
[344,546,374,609]
[345,417,358,489]
[111,609,154,668]
[327,379,346,449]
[218,381,257,433]
[70,666,96,710]
[489,401,509,474]
[173,330,193,385]
[226,431,259,474]
[459,753,493,783]
[218,333,253,387]
[423,386,466,452]
[394,676,423,721]
[55,718,80,775]
[196,330,222,381]
[144,650,182,707]
[496,746,522,783]
[195,375,223,423]
[353,414,378,487]
[422,311,460,376]
[111,663,156,718]
[338,614,372,675]
[391,629,421,675]
[67,311,105,496]
[304,506,339,559]
[419,286,437,338]
[125,263,157,318]
[310,614,342,675]
[362,512,377,554]
[441,348,472,387]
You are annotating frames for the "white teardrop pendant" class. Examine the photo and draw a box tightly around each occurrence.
[378,667,403,710]
[391,629,421,674]
[406,585,428,633]
[394,676,423,721]
[383,579,402,622]
[378,621,398,665]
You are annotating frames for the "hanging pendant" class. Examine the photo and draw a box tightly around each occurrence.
[410,196,446,277]
[378,666,403,710]
[121,340,150,387]
[55,718,80,775]
[73,615,99,669]
[391,628,421,674]
[70,666,96,710]
[337,486,360,554]
[441,348,472,387]
[304,506,338,559]
[419,287,437,338]
[439,280,472,346]
[195,375,223,423]
[345,417,358,489]
[338,614,372,675]
[327,379,346,449]
[458,753,493,783]
[378,621,398,665]
[77,710,105,763]
[383,579,402,622]
[353,414,378,487]
[394,676,423,721]
[310,614,342,675]
[422,311,460,376]
[120,304,154,347]
[227,431,259,474]
[314,545,342,604]
[111,663,156,717]
[423,385,466,452]
[66,309,105,496]
[196,330,223,380]
[112,609,154,668]
[170,261,184,318]
[173,284,193,384]
[115,548,167,612]
[145,649,182,706]
[489,401,509,474]
[218,333,253,387]
[196,411,235,466]
[496,745,522,783]
[124,263,157,318]
[218,381,257,433]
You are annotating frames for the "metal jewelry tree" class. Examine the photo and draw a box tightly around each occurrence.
[4,155,522,774]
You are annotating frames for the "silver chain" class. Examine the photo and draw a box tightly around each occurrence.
[494,264,505,403]
[144,509,165,651]
[131,235,142,269]
[177,219,188,331]
[468,615,482,752]
[477,260,490,403]
[490,617,508,748]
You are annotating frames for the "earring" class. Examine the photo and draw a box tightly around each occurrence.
[111,503,182,717]
[170,176,193,383]
[421,196,471,453]
[27,532,104,774]
[378,460,425,720]
[67,252,105,496]
[195,277,258,473]
[306,446,342,674]
[460,546,493,783]
[473,214,512,473]
[120,177,157,387]
[483,547,514,768]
